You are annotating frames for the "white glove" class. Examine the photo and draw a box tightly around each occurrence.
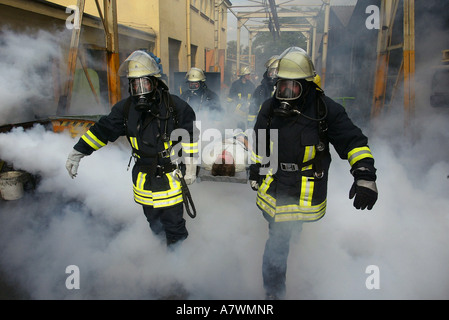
[66,149,86,179]
[250,180,259,191]
[183,157,197,185]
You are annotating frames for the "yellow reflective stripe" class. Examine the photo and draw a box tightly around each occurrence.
[133,173,183,208]
[251,150,263,164]
[181,142,199,154]
[163,141,176,156]
[166,172,181,190]
[257,175,275,207]
[134,192,183,207]
[300,176,314,207]
[257,197,276,217]
[133,187,182,200]
[257,194,326,222]
[133,174,181,198]
[302,146,315,171]
[136,172,146,190]
[227,97,233,102]
[238,93,242,100]
[154,194,183,207]
[348,147,373,166]
[81,130,106,150]
[248,114,256,121]
[133,184,181,200]
[129,137,139,150]
[164,141,172,150]
[274,200,327,222]
[256,172,325,221]
[134,194,154,206]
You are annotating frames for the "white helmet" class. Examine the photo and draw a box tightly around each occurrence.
[265,55,280,79]
[118,50,161,78]
[186,67,206,82]
[265,55,280,69]
[239,66,251,76]
[276,47,316,81]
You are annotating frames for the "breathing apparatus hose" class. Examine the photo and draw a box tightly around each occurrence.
[175,169,197,219]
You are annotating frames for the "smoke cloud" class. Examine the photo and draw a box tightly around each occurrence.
[0,28,64,125]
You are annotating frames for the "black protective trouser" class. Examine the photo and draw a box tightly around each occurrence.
[143,203,188,245]
[262,213,303,299]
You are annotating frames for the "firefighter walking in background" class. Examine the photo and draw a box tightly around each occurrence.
[249,47,378,299]
[248,56,280,126]
[227,66,256,130]
[181,67,222,114]
[65,50,199,247]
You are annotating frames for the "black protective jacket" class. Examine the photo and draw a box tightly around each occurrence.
[250,86,376,222]
[180,86,222,114]
[74,86,199,208]
[248,71,276,123]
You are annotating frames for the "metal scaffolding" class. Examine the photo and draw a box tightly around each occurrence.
[371,0,415,128]
[59,0,121,114]
[228,0,327,84]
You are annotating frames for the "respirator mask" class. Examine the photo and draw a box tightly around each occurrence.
[274,79,303,117]
[129,76,157,112]
[188,81,201,91]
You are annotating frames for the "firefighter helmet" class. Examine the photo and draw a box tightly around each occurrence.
[239,66,251,76]
[265,55,280,69]
[265,55,280,79]
[186,67,206,82]
[276,47,316,81]
[118,50,161,78]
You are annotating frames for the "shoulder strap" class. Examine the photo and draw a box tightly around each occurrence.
[315,89,328,140]
[123,96,133,135]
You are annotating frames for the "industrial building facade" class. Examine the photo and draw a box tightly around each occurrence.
[0,0,230,114]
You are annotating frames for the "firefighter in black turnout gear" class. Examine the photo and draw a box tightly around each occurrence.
[248,56,280,125]
[181,67,222,114]
[227,66,256,130]
[249,47,378,299]
[66,50,199,247]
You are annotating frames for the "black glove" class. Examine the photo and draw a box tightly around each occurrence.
[349,180,378,210]
[350,164,378,210]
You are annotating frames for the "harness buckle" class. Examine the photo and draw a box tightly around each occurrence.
[159,148,171,158]
[280,163,299,172]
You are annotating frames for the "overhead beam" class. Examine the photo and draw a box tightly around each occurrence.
[236,11,319,19]
[247,26,311,32]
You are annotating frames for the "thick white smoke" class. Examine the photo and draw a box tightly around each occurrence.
[1,106,449,300]
[0,28,64,124]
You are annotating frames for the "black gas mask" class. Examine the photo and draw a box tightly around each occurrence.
[129,76,158,112]
[188,81,201,91]
[274,79,304,117]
